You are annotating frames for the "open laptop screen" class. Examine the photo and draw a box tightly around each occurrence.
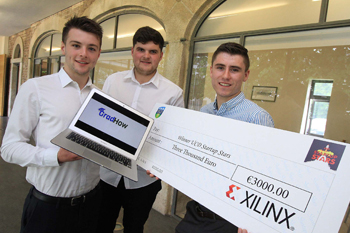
[75,92,150,155]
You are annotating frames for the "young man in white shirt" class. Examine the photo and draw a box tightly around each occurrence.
[1,16,102,233]
[97,26,184,233]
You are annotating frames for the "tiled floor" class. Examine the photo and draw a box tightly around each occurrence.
[115,208,179,233]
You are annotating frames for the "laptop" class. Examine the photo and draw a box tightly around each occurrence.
[51,88,154,181]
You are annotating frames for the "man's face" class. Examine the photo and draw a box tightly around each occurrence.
[61,28,101,81]
[210,52,249,105]
[131,41,163,78]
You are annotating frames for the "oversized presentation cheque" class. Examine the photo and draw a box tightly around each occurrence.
[137,103,350,233]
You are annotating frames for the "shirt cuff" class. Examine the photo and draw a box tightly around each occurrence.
[43,148,60,166]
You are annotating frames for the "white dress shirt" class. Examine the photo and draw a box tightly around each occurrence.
[100,68,184,189]
[1,68,100,197]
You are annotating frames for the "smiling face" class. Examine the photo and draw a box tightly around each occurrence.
[210,52,250,109]
[131,41,163,83]
[61,28,101,85]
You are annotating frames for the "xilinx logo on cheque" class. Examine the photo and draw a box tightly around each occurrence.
[226,184,240,201]
[304,139,345,171]
[225,185,296,230]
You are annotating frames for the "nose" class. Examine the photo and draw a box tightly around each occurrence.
[222,68,230,79]
[143,51,151,59]
[80,47,88,57]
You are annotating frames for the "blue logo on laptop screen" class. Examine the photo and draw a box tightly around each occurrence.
[98,108,128,128]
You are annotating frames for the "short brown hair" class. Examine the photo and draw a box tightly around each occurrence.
[212,42,250,71]
[133,26,164,51]
[62,16,103,47]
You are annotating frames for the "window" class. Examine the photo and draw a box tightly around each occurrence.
[244,27,350,134]
[13,44,21,59]
[197,0,321,37]
[33,33,63,77]
[305,80,333,137]
[327,0,350,21]
[185,2,350,139]
[9,37,23,115]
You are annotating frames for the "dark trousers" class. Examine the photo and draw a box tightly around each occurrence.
[20,186,101,233]
[176,201,238,233]
[97,179,162,233]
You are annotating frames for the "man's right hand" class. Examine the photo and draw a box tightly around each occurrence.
[57,148,83,163]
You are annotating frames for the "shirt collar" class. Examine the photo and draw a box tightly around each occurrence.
[123,68,160,88]
[58,68,93,88]
[213,92,245,111]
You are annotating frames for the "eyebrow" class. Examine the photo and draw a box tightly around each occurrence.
[136,47,159,52]
[69,40,99,48]
[214,63,242,70]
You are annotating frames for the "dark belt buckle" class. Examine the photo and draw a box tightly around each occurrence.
[195,204,207,218]
[71,195,85,206]
[195,204,202,216]
[196,204,217,220]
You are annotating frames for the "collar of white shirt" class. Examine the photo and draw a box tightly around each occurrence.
[58,68,93,89]
[123,68,160,88]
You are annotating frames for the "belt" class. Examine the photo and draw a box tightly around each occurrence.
[195,203,224,220]
[32,184,100,206]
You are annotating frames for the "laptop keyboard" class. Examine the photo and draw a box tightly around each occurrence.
[66,132,132,169]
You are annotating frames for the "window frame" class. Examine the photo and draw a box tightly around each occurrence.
[96,11,165,53]
[304,80,333,137]
[33,33,63,78]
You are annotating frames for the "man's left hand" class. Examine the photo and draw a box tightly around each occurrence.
[146,170,159,180]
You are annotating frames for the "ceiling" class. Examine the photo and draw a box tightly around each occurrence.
[0,0,84,36]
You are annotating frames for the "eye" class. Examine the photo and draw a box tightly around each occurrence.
[72,44,80,48]
[137,48,145,52]
[230,67,240,72]
[150,50,158,54]
[88,47,96,52]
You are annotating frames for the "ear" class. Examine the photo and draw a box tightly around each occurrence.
[210,66,213,78]
[131,47,134,56]
[243,70,250,82]
[159,51,163,61]
[61,41,66,55]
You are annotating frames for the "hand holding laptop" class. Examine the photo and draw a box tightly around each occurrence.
[57,148,83,163]
[51,88,154,181]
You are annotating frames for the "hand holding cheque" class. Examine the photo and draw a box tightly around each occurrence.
[138,103,350,233]
[146,170,159,180]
